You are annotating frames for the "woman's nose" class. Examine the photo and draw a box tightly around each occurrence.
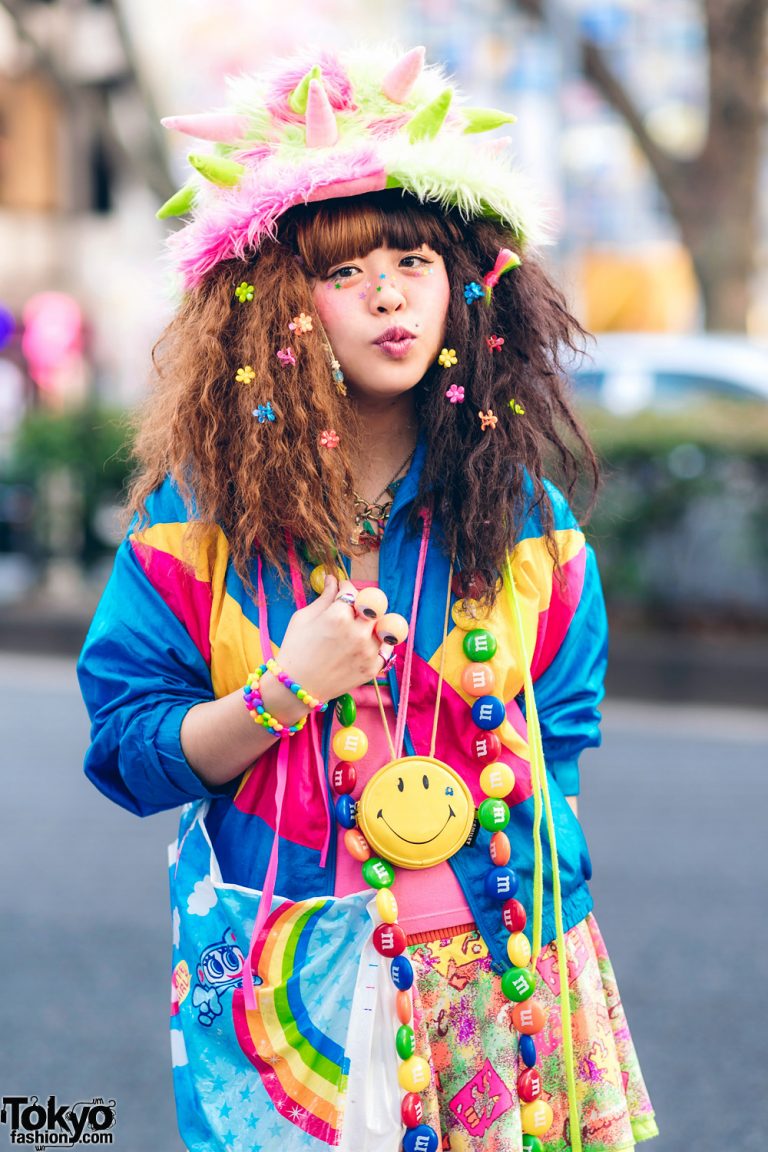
[371,275,406,313]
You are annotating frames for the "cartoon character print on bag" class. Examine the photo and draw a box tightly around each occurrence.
[191,928,246,1027]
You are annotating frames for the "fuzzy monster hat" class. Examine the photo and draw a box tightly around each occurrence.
[158,44,548,290]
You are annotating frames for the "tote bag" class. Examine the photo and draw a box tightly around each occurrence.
[168,799,403,1151]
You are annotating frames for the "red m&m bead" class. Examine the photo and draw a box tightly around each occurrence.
[373,922,407,957]
[470,732,502,764]
[518,1068,543,1102]
[331,762,357,794]
[401,1093,424,1128]
[502,898,527,933]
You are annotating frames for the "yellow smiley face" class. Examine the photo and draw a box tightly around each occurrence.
[357,756,476,870]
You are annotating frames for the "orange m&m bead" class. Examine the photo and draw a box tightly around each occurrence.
[396,990,412,1025]
[512,999,546,1035]
[490,831,511,866]
[461,662,496,696]
[343,828,371,862]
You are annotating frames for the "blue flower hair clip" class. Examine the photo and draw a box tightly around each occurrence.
[463,281,484,304]
[253,402,276,423]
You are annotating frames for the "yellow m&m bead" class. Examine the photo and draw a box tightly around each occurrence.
[332,726,369,761]
[375,887,399,923]
[506,931,532,968]
[521,1100,553,1137]
[480,762,516,798]
[310,564,346,595]
[451,599,484,630]
[397,1056,431,1093]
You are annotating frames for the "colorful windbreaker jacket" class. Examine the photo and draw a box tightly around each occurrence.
[77,439,608,973]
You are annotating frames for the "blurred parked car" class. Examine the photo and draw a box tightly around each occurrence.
[568,332,768,414]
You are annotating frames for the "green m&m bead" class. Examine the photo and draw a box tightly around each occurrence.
[523,1136,544,1152]
[462,628,498,662]
[395,1024,416,1060]
[501,966,536,1002]
[362,857,395,889]
[478,797,510,832]
[335,693,357,727]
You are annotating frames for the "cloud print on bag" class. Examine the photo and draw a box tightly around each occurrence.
[173,906,181,947]
[171,1028,188,1067]
[187,876,218,916]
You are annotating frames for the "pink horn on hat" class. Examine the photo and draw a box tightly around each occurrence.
[305,79,338,148]
[160,113,250,142]
[382,46,426,104]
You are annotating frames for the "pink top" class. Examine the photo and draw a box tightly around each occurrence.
[332,583,474,937]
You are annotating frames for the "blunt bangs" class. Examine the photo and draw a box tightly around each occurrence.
[277,190,464,277]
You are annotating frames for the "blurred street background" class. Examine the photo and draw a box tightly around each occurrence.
[0,1,766,1150]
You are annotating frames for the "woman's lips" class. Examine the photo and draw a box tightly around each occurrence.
[375,337,416,358]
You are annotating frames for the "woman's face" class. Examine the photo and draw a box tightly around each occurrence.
[310,243,451,403]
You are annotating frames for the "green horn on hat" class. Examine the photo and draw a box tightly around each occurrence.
[155,183,197,220]
[462,107,518,134]
[406,89,453,142]
[187,153,245,187]
[288,64,322,115]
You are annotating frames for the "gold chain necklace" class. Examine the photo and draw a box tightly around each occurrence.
[350,448,416,551]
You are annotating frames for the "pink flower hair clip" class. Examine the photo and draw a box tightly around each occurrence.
[276,347,296,367]
[445,384,465,404]
[319,429,340,448]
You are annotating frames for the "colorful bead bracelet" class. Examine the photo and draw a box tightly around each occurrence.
[243,660,326,737]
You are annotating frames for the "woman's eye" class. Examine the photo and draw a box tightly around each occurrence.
[327,265,359,280]
[401,255,431,268]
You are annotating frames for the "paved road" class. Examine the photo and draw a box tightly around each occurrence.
[1,654,766,1151]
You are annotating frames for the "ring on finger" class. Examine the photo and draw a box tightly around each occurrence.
[378,643,395,672]
[335,591,357,606]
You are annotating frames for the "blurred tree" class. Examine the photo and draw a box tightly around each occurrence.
[513,0,767,332]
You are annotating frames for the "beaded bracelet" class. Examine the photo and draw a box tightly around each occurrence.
[243,661,327,738]
[264,658,328,714]
[243,665,308,737]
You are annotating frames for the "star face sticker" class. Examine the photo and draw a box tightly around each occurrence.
[478,409,498,431]
[253,402,276,423]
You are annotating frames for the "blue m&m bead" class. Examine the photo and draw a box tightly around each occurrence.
[471,695,506,730]
[484,865,519,900]
[403,1124,439,1152]
[520,1034,537,1068]
[335,795,357,829]
[390,954,414,991]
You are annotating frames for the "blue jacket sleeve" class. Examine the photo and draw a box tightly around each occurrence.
[532,542,608,796]
[77,529,235,817]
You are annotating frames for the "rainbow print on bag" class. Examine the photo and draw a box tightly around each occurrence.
[232,897,350,1145]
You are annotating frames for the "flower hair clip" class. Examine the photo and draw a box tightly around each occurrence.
[482,248,521,304]
[319,429,340,448]
[463,281,484,304]
[478,409,498,431]
[289,313,313,334]
[508,398,525,415]
[253,402,276,423]
[235,365,256,384]
[438,347,458,368]
[276,347,296,367]
[234,281,254,303]
[487,334,505,352]
[445,384,465,403]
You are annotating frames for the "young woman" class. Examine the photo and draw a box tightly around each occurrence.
[78,44,657,1152]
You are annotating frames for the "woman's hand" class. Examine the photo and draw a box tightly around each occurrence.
[273,574,390,704]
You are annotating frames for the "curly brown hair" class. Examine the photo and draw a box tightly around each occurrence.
[128,190,598,604]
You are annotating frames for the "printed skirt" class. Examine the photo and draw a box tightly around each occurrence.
[406,913,658,1152]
